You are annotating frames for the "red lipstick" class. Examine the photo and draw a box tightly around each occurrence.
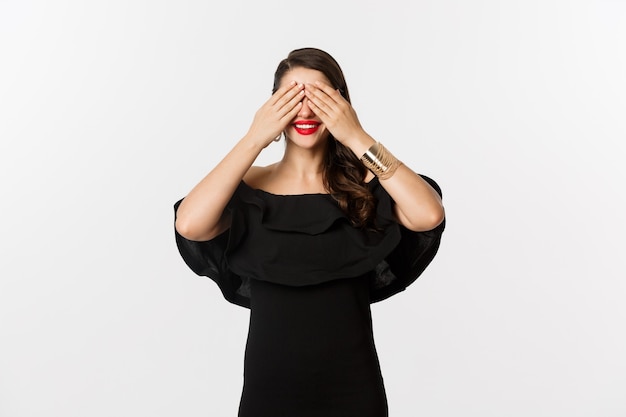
[293,120,320,135]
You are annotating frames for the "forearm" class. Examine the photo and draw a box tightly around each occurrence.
[344,132,445,232]
[175,135,265,241]
[379,165,445,231]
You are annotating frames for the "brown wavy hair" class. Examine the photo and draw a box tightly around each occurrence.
[272,47,377,228]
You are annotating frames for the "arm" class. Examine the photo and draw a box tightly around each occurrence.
[175,82,305,241]
[353,136,445,232]
[304,82,445,232]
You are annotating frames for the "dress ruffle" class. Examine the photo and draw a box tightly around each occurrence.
[174,175,445,308]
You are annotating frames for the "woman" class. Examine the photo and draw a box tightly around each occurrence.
[174,47,445,417]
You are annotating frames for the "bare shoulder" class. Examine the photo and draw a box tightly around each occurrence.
[243,164,278,189]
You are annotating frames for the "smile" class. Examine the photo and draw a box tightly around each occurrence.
[293,120,320,135]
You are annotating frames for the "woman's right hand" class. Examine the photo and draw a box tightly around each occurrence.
[245,81,305,148]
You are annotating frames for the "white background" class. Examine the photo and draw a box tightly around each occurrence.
[1,1,625,416]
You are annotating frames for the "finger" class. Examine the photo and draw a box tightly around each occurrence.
[267,81,293,103]
[276,87,305,117]
[306,82,341,109]
[306,98,329,120]
[313,81,345,103]
[305,86,336,116]
[281,101,303,122]
[273,85,304,117]
[276,97,304,125]
[271,82,303,107]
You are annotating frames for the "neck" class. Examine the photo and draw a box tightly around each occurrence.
[278,141,327,179]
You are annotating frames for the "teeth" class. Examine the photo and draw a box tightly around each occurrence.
[295,124,318,129]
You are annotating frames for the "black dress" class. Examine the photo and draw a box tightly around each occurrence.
[174,176,445,417]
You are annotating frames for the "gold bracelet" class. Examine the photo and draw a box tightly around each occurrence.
[360,142,402,180]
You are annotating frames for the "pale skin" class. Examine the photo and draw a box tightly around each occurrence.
[175,67,445,242]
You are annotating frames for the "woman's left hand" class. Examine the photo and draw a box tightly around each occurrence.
[304,81,367,147]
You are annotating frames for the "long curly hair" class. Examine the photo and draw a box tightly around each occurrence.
[272,47,377,228]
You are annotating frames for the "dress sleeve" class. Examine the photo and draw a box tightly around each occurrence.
[173,177,445,307]
[173,195,250,308]
[368,175,446,303]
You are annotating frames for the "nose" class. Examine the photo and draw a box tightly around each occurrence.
[298,98,315,118]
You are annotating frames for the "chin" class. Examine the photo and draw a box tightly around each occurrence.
[286,131,330,149]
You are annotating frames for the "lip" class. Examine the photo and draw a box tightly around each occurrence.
[293,120,320,136]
